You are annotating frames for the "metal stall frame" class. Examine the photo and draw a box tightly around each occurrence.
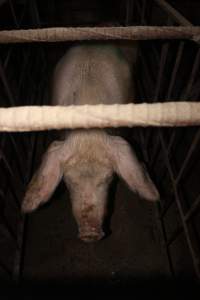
[135,0,200,279]
[0,0,48,283]
[0,0,200,282]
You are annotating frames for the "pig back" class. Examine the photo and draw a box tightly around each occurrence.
[51,43,136,106]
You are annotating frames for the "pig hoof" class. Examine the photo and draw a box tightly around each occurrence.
[79,232,105,243]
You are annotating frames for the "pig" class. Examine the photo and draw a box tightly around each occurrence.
[21,42,159,242]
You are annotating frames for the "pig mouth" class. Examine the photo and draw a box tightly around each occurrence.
[79,229,105,243]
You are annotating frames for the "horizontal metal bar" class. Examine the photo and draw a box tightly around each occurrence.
[154,0,192,26]
[0,102,200,131]
[0,26,200,44]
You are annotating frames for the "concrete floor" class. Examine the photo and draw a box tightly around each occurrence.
[21,177,169,289]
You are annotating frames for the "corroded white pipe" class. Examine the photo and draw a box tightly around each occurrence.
[0,26,200,43]
[0,102,200,132]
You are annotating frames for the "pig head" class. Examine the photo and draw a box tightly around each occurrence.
[21,44,159,242]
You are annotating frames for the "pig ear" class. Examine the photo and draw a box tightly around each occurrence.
[107,136,159,201]
[22,141,67,213]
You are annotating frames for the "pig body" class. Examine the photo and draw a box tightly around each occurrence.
[51,44,135,106]
[22,43,159,242]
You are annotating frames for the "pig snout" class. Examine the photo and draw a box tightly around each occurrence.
[77,213,105,242]
[73,203,106,243]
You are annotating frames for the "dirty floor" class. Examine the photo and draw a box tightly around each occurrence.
[21,179,169,290]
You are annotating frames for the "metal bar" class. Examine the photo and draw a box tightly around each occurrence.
[161,198,174,218]
[0,261,12,277]
[147,42,170,157]
[16,50,31,101]
[166,41,185,100]
[0,150,24,202]
[166,225,183,247]
[190,80,200,101]
[139,50,156,94]
[184,194,200,222]
[125,0,133,25]
[3,1,28,70]
[153,0,193,26]
[8,134,25,182]
[159,131,200,278]
[0,26,200,44]
[155,43,170,101]
[1,102,200,131]
[151,41,185,167]
[175,128,200,184]
[157,203,175,276]
[13,214,25,283]
[8,0,20,29]
[29,0,41,27]
[0,221,19,246]
[182,48,200,100]
[141,0,147,25]
[135,0,142,16]
[0,59,15,105]
[3,47,15,70]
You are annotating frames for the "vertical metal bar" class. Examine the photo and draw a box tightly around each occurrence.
[8,0,20,28]
[166,226,183,247]
[7,134,25,182]
[184,194,200,222]
[135,0,142,16]
[125,0,133,25]
[182,49,200,100]
[151,41,185,167]
[146,42,170,158]
[175,129,200,185]
[157,203,176,276]
[29,0,41,26]
[141,0,147,25]
[166,42,185,100]
[154,43,170,101]
[0,60,15,106]
[16,50,31,101]
[161,198,174,217]
[0,218,19,246]
[0,146,24,189]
